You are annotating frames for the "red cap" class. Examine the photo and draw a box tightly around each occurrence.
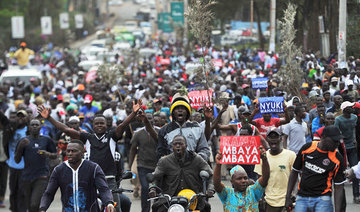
[353,102,360,109]
[242,84,250,89]
[57,95,63,101]
[84,94,93,103]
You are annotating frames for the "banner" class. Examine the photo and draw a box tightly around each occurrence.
[220,136,261,164]
[171,1,184,26]
[41,16,52,35]
[160,58,171,65]
[11,16,25,39]
[59,13,69,29]
[258,97,284,114]
[252,77,268,89]
[212,59,223,68]
[75,14,84,29]
[188,90,213,108]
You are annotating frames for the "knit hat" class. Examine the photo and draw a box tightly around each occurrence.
[170,93,192,118]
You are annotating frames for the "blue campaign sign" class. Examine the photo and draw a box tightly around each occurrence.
[258,97,284,114]
[252,77,268,89]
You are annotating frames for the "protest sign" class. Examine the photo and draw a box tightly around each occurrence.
[160,58,171,65]
[188,90,213,109]
[252,77,268,89]
[258,97,284,114]
[220,136,261,164]
[212,59,223,67]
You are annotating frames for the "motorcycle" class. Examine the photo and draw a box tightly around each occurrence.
[98,171,134,212]
[147,170,210,212]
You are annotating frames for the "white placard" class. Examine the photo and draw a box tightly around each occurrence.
[41,16,52,35]
[59,13,69,29]
[11,16,25,39]
[75,14,84,29]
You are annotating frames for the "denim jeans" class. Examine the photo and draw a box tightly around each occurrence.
[295,195,333,212]
[347,148,360,198]
[138,166,154,212]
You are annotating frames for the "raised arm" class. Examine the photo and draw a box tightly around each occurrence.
[213,152,225,193]
[279,104,290,125]
[257,146,269,187]
[254,128,269,149]
[115,99,142,138]
[38,105,80,139]
[248,104,259,125]
[138,110,158,141]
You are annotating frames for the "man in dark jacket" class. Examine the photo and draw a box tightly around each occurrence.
[40,140,114,212]
[157,93,210,161]
[150,135,214,212]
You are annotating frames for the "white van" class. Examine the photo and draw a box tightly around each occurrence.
[0,67,42,86]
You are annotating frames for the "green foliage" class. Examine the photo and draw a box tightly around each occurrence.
[278,3,303,98]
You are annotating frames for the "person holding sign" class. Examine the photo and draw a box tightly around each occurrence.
[249,101,290,139]
[254,127,296,212]
[213,146,269,212]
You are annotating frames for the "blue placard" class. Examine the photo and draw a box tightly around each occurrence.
[252,77,268,89]
[258,97,284,114]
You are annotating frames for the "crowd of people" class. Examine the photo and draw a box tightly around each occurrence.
[0,38,360,212]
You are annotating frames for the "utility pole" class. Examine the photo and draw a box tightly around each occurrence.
[269,0,276,52]
[184,0,188,46]
[250,0,253,36]
[338,0,347,68]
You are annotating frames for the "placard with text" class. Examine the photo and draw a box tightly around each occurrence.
[220,136,261,164]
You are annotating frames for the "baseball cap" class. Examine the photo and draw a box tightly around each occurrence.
[69,116,80,122]
[57,94,63,101]
[322,126,344,141]
[17,110,28,117]
[340,101,355,111]
[84,94,93,104]
[266,127,282,137]
[331,77,338,82]
[20,42,26,47]
[50,95,58,100]
[238,106,251,115]
[77,84,85,91]
[347,81,354,86]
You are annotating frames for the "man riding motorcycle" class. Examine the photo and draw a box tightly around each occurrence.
[149,135,214,212]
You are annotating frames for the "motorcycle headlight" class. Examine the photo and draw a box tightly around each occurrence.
[168,204,185,212]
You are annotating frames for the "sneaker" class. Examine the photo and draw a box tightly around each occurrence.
[0,201,5,208]
[354,196,360,204]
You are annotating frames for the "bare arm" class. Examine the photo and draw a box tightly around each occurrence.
[254,128,269,149]
[285,170,299,211]
[283,134,288,149]
[38,105,80,139]
[213,153,225,193]
[248,105,259,125]
[115,100,142,138]
[258,147,269,187]
[279,105,290,125]
[15,138,29,163]
[128,143,138,169]
[138,111,158,141]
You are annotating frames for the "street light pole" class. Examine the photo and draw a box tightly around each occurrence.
[269,0,276,52]
[250,0,253,37]
[338,0,347,68]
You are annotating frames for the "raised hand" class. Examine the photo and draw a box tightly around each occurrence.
[133,99,143,113]
[215,152,222,165]
[204,107,213,120]
[137,110,147,122]
[259,145,267,159]
[37,105,51,119]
